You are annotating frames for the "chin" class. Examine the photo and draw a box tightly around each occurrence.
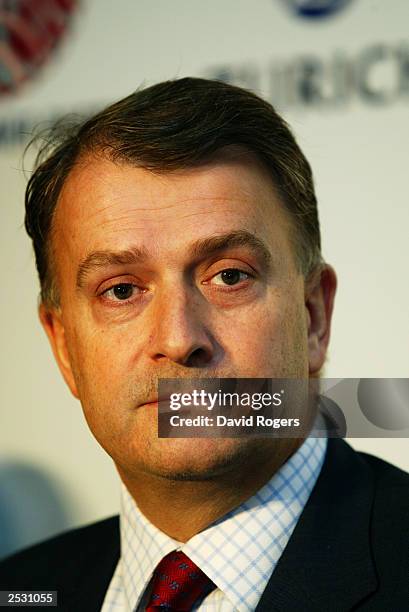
[138,437,274,481]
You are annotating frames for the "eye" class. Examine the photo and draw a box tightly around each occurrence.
[210,268,252,286]
[102,283,140,301]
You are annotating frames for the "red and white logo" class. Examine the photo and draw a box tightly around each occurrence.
[0,0,77,96]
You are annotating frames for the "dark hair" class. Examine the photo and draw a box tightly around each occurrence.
[25,77,322,306]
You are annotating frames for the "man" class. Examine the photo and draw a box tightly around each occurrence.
[0,78,408,611]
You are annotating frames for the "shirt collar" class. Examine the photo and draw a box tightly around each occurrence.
[120,434,327,612]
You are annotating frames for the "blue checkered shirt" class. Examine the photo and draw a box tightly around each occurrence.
[101,435,327,612]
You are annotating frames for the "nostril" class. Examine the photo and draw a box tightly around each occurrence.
[186,347,213,368]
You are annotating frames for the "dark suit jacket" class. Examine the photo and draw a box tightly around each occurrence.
[1,439,408,611]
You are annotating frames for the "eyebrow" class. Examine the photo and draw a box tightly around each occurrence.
[77,245,150,289]
[189,230,272,271]
[76,230,273,289]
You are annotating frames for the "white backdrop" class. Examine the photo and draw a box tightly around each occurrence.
[1,0,408,557]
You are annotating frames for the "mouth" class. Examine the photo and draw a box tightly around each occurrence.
[139,396,170,408]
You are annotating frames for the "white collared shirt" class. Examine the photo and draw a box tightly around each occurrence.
[101,434,327,612]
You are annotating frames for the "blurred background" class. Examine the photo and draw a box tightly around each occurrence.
[1,0,408,559]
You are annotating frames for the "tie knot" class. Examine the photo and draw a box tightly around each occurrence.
[145,550,215,611]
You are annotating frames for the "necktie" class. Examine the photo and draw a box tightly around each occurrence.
[145,550,216,611]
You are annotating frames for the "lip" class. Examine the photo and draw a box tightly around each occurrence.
[140,397,170,408]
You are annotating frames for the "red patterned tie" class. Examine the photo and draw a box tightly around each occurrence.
[145,550,216,611]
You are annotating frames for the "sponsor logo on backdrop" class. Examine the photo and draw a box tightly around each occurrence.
[2,38,408,150]
[0,1,408,149]
[206,41,409,112]
[0,0,77,96]
[282,0,352,19]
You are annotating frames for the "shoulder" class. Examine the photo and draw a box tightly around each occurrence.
[356,448,409,538]
[356,449,409,604]
[318,439,409,553]
[330,441,409,601]
[359,447,409,485]
[0,515,120,588]
[325,437,409,497]
[355,447,409,509]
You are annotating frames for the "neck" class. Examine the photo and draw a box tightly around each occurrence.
[117,438,302,542]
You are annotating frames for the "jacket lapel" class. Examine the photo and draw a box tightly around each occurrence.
[256,439,378,611]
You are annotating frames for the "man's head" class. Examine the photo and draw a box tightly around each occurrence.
[26,77,336,483]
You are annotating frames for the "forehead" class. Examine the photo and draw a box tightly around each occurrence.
[52,153,293,270]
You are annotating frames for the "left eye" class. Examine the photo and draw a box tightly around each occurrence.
[103,283,139,300]
[211,269,251,286]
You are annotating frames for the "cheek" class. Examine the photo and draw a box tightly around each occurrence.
[65,327,132,446]
[220,291,308,377]
[64,319,129,408]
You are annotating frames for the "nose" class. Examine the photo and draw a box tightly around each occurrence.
[148,284,215,368]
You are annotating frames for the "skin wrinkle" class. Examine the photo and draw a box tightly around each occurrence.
[76,230,273,291]
[49,157,291,306]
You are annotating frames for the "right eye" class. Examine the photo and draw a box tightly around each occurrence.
[102,283,141,302]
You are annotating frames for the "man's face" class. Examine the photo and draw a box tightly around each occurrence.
[42,154,327,482]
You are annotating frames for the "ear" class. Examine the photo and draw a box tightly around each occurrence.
[39,303,80,399]
[305,264,337,375]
